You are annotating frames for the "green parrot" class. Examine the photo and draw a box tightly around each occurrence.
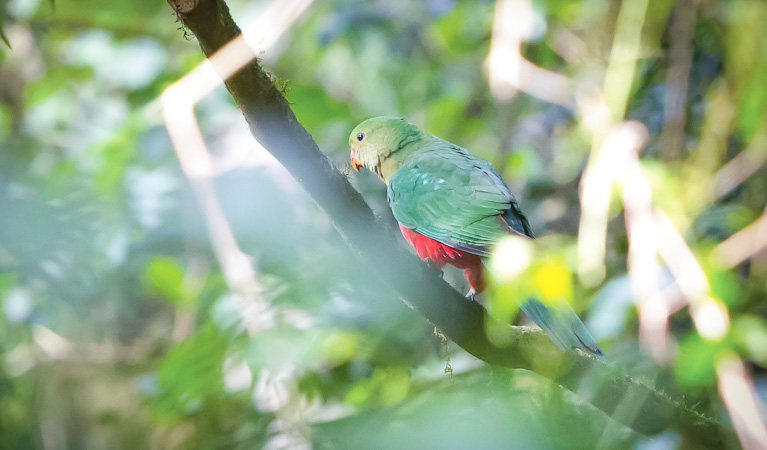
[349,116,602,355]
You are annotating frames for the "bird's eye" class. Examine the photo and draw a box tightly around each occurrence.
[357,132,364,141]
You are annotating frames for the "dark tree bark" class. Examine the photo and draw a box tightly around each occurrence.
[164,0,736,446]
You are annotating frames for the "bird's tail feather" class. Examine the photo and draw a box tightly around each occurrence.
[519,298,603,356]
[480,258,603,356]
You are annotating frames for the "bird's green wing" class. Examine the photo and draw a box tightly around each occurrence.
[387,144,530,257]
[387,142,604,355]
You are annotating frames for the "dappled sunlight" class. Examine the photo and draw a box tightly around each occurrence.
[488,235,532,280]
[159,0,318,447]
[532,260,571,302]
[692,298,730,343]
[486,0,575,107]
[711,212,767,270]
[1,0,767,448]
[717,354,767,449]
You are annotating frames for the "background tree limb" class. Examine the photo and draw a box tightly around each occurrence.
[165,0,736,445]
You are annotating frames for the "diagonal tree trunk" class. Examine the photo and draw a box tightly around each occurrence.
[164,0,735,446]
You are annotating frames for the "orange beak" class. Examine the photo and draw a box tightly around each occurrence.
[350,150,362,172]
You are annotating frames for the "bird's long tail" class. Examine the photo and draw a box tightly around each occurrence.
[519,297,603,355]
[480,256,603,356]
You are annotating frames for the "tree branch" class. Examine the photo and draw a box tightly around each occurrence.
[164,0,735,446]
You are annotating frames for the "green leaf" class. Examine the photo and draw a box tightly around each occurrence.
[25,66,93,107]
[142,256,187,305]
[0,28,10,49]
[700,255,743,309]
[735,67,767,144]
[152,323,228,420]
[344,366,410,407]
[733,315,767,366]
[285,83,349,130]
[674,333,733,389]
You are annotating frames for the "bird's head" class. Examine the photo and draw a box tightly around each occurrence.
[349,116,422,180]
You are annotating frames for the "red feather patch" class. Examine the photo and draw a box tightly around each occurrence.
[398,224,485,293]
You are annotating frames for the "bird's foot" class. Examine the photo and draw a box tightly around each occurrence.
[423,258,444,278]
[465,288,477,302]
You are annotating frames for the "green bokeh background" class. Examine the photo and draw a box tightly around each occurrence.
[1,0,766,448]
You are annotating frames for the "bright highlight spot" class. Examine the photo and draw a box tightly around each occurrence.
[2,288,33,323]
[223,357,253,393]
[692,298,730,342]
[490,236,533,279]
[533,260,571,301]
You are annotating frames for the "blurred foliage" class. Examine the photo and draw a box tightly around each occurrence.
[0,0,766,448]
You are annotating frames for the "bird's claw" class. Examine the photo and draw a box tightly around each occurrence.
[423,258,443,278]
[465,288,477,302]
